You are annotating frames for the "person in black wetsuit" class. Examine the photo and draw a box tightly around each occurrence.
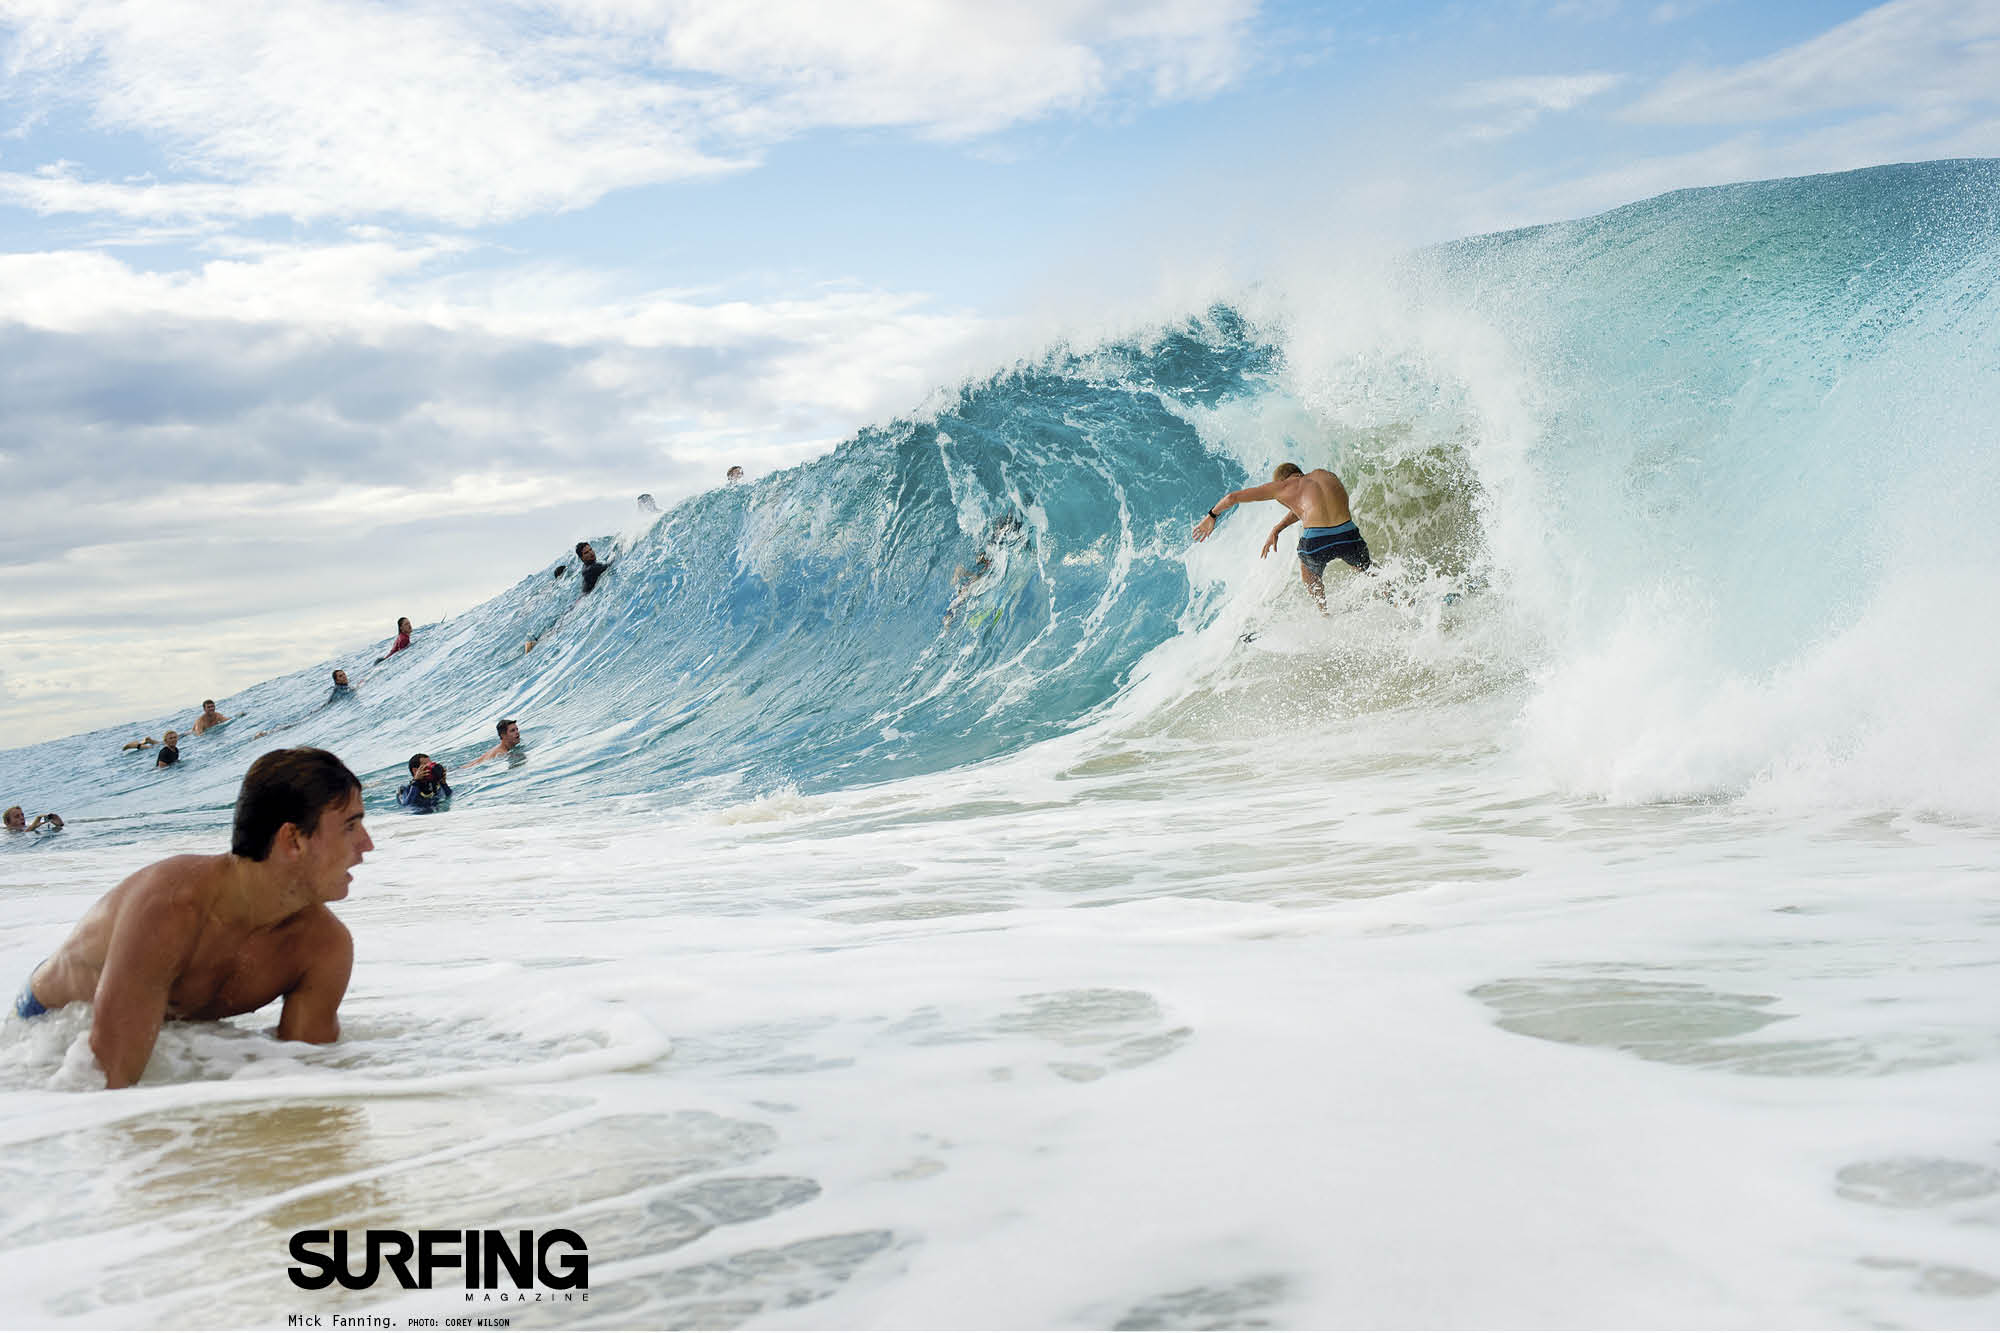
[155,730,182,768]
[575,542,609,594]
[396,753,452,813]
[525,545,607,653]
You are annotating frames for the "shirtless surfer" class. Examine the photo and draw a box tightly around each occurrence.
[464,718,522,770]
[12,748,368,1089]
[1191,462,1372,612]
[192,699,231,735]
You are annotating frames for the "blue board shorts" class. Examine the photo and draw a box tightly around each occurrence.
[15,970,48,1019]
[1297,522,1371,574]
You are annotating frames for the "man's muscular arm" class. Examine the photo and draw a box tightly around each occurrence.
[276,908,353,1044]
[90,885,199,1089]
[1192,479,1292,542]
[1262,511,1300,557]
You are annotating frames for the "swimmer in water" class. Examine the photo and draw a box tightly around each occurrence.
[526,545,607,652]
[575,541,610,595]
[396,753,452,813]
[945,514,1028,625]
[253,670,356,738]
[155,731,182,768]
[192,699,231,735]
[464,718,522,770]
[4,806,63,833]
[12,748,367,1088]
[373,617,414,664]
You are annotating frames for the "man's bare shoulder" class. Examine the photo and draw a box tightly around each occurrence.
[129,852,229,893]
[270,904,353,998]
[106,855,233,928]
[286,903,352,949]
[50,856,218,986]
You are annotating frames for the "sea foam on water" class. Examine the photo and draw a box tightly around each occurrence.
[2,161,1998,1328]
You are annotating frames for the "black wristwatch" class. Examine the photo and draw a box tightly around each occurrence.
[1206,507,1220,520]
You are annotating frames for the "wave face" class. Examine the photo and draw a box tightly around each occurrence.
[5,159,1999,827]
[0,315,1273,824]
[1430,159,2000,808]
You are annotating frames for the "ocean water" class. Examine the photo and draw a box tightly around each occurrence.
[2,159,1998,1329]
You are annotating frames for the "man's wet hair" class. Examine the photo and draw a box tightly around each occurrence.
[1274,462,1303,481]
[574,541,593,558]
[231,748,362,861]
[408,752,430,775]
[497,718,517,736]
[331,669,344,683]
[202,699,215,710]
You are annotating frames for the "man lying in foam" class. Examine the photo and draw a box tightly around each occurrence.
[13,748,370,1089]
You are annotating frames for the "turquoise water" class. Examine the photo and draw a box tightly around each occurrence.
[2,162,1998,1329]
[8,162,1998,833]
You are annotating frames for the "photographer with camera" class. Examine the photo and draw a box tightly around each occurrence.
[396,753,452,813]
[4,806,63,834]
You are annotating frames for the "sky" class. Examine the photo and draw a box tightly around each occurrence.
[3,0,1998,749]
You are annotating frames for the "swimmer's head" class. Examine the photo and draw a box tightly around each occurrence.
[162,730,179,744]
[1274,462,1303,482]
[202,699,216,711]
[726,466,745,482]
[397,617,412,634]
[496,718,520,744]
[2,806,23,831]
[332,670,349,687]
[231,748,363,861]
[575,541,597,563]
[407,752,430,776]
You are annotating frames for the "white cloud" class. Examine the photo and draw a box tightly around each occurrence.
[1626,0,2000,125]
[0,234,1000,746]
[1453,72,1623,141]
[0,0,1257,225]
[0,241,989,518]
